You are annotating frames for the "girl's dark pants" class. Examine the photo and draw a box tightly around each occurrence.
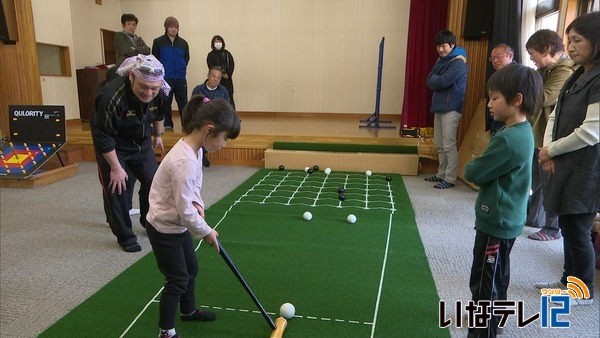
[146,225,198,329]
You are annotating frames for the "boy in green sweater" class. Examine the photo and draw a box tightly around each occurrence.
[464,64,542,338]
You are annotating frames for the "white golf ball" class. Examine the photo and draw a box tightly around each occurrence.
[366,170,372,176]
[347,214,357,224]
[324,168,332,175]
[304,166,310,173]
[303,211,312,221]
[280,302,295,319]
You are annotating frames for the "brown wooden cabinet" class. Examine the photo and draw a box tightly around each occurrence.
[101,29,117,65]
[76,68,107,121]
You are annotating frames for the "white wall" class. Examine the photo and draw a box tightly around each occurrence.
[31,0,81,120]
[123,0,410,115]
[34,0,410,119]
[70,0,122,69]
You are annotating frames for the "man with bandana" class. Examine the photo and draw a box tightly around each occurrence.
[91,55,170,252]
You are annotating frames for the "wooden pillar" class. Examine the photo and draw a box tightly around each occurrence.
[0,0,41,136]
[447,0,490,146]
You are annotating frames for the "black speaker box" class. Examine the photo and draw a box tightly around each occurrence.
[463,0,495,40]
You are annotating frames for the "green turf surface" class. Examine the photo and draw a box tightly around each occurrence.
[272,142,418,154]
[40,169,449,338]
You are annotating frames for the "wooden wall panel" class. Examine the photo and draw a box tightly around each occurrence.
[0,0,41,136]
[447,0,489,146]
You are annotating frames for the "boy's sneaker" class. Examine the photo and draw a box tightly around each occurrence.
[159,329,180,338]
[570,298,594,306]
[550,296,594,306]
[121,242,141,252]
[534,281,566,290]
[424,175,444,182]
[181,309,216,322]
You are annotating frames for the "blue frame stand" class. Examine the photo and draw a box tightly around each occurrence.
[360,37,396,129]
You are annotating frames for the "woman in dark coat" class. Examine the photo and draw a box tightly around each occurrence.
[536,12,600,305]
[207,35,235,109]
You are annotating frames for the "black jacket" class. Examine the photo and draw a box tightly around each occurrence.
[544,64,600,216]
[91,77,168,155]
[207,49,235,94]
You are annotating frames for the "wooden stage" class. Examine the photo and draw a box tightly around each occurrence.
[66,112,436,171]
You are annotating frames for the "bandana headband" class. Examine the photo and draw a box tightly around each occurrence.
[116,55,171,95]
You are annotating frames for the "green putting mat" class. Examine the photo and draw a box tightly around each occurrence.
[40,169,448,338]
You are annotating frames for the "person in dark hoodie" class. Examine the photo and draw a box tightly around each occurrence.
[152,16,190,130]
[425,29,468,189]
[207,35,235,109]
[535,11,600,307]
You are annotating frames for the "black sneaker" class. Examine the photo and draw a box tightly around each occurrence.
[159,330,181,338]
[181,309,216,322]
[121,242,141,252]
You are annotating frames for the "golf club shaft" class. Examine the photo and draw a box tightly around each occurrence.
[218,242,277,330]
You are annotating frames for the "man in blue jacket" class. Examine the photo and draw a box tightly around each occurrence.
[425,30,468,189]
[152,16,190,130]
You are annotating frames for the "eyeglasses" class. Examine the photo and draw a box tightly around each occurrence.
[136,64,164,76]
[489,54,508,61]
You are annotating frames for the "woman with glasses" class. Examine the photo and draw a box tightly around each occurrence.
[524,29,577,241]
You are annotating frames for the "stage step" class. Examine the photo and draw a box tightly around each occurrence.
[0,162,79,188]
[264,149,419,175]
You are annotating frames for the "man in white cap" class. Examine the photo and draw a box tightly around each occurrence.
[91,54,171,252]
[152,16,190,130]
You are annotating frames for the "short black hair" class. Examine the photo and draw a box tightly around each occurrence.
[121,14,138,25]
[525,29,564,56]
[487,64,543,116]
[566,11,600,65]
[435,30,456,46]
[181,95,240,139]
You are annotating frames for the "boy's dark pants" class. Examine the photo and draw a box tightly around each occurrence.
[146,225,198,329]
[468,230,515,338]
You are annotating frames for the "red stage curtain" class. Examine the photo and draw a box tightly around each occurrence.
[401,0,450,128]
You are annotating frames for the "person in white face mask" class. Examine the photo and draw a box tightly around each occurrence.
[206,35,235,109]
